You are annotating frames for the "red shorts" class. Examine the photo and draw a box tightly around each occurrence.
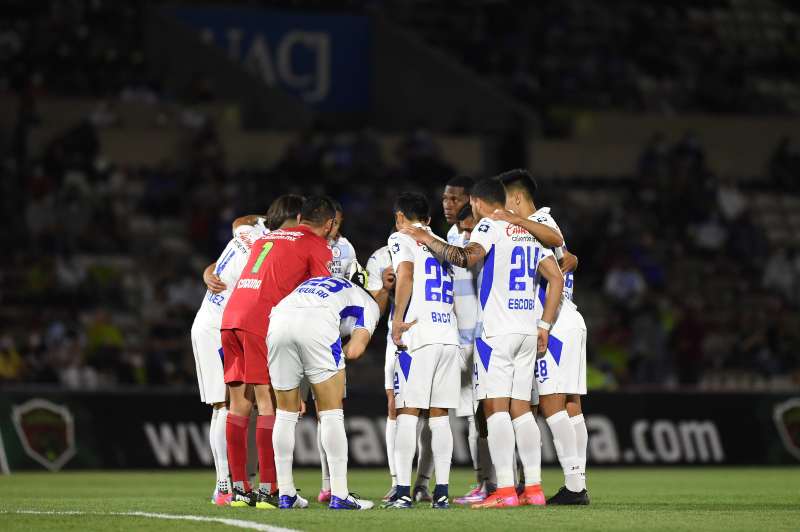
[222,328,270,385]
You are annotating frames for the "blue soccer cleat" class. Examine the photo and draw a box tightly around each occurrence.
[278,493,309,509]
[329,493,374,510]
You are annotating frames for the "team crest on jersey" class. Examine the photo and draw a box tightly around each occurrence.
[332,246,341,258]
[391,242,400,254]
[12,398,77,471]
[774,398,800,462]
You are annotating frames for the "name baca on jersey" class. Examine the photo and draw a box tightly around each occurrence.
[388,225,460,351]
[469,218,553,337]
[273,276,380,339]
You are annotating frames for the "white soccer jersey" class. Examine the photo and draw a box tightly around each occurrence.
[448,224,479,349]
[193,222,269,329]
[529,207,574,301]
[329,235,357,279]
[272,276,380,338]
[388,224,460,351]
[470,218,553,337]
[366,245,394,336]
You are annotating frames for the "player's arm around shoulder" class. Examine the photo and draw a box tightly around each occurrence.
[401,224,486,269]
[490,209,564,248]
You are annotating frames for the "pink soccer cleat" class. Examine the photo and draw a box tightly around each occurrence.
[212,489,233,506]
[471,487,520,509]
[454,484,487,505]
[317,489,332,503]
[518,484,546,506]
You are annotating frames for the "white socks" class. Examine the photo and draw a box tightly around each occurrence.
[210,407,229,491]
[428,415,453,486]
[511,412,541,486]
[394,414,418,487]
[546,410,583,492]
[319,409,348,500]
[317,421,331,491]
[415,418,433,488]
[486,412,515,488]
[273,409,299,497]
[467,415,479,481]
[571,413,588,483]
[386,417,397,486]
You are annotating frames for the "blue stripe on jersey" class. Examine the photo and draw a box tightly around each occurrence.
[218,347,224,362]
[398,350,412,380]
[479,245,495,309]
[548,334,563,365]
[538,277,548,307]
[330,338,343,367]
[215,249,236,275]
[339,305,365,327]
[453,278,476,296]
[475,337,492,371]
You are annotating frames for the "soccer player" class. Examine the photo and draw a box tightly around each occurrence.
[364,244,402,500]
[494,170,589,505]
[386,192,461,509]
[401,178,564,509]
[268,268,379,510]
[194,194,303,505]
[221,196,337,508]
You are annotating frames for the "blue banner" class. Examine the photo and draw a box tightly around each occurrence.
[169,7,370,112]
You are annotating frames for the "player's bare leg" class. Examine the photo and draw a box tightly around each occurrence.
[272,387,305,509]
[427,407,453,508]
[471,398,520,508]
[540,393,587,505]
[252,383,278,507]
[566,394,589,500]
[311,371,372,510]
[383,389,398,500]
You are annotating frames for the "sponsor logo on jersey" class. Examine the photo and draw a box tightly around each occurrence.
[12,398,76,471]
[237,279,262,289]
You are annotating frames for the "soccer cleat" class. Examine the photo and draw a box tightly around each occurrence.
[255,490,279,510]
[471,487,520,509]
[212,489,233,506]
[431,495,450,509]
[386,495,413,509]
[330,494,375,510]
[454,484,487,505]
[229,487,256,507]
[546,486,590,506]
[318,490,332,503]
[413,485,432,502]
[279,493,309,509]
[382,485,397,502]
[518,484,546,506]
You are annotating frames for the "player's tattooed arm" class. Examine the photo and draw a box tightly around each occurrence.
[203,262,226,293]
[399,226,485,268]
[490,209,564,248]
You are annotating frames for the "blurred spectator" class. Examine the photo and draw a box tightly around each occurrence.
[603,258,647,308]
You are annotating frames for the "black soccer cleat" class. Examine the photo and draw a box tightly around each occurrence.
[546,486,590,506]
[230,487,257,507]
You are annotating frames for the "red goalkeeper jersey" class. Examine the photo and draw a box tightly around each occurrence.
[221,225,332,337]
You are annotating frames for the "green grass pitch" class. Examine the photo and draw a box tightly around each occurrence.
[1,467,798,531]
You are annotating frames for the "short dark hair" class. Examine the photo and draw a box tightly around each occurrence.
[446,175,475,191]
[496,168,538,199]
[393,192,430,222]
[330,197,343,214]
[265,194,304,230]
[470,178,506,205]
[456,203,473,222]
[300,195,338,226]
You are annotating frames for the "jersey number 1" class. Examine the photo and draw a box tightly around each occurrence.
[251,242,274,274]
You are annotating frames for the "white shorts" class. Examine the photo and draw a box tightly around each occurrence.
[531,307,587,404]
[474,333,537,402]
[190,320,226,405]
[394,343,460,410]
[455,344,476,417]
[268,308,344,391]
[384,336,396,390]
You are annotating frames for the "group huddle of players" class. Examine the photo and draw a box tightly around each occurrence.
[190,169,589,511]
